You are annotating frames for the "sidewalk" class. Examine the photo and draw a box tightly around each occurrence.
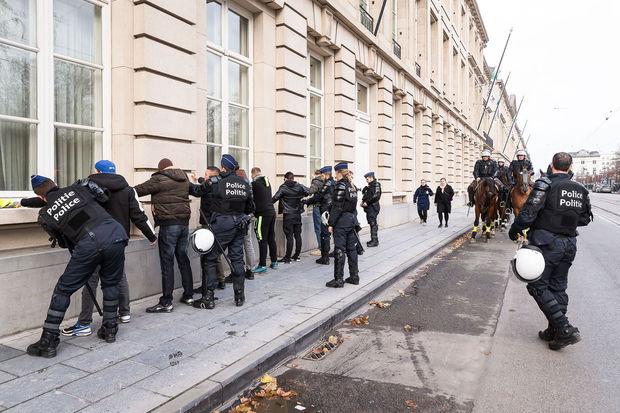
[0,207,471,413]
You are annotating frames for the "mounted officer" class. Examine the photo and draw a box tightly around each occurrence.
[496,159,511,210]
[192,154,254,309]
[305,166,335,265]
[467,149,499,207]
[509,149,534,185]
[509,152,592,350]
[361,171,382,247]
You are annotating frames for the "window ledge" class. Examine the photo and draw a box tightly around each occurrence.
[0,208,39,225]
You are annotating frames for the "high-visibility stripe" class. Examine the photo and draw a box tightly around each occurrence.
[257,216,263,240]
[265,177,270,187]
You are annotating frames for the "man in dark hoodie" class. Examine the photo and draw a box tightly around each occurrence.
[61,160,157,337]
[250,167,278,273]
[135,158,194,313]
[272,172,309,263]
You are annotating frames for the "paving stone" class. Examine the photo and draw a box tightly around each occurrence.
[78,386,168,413]
[4,390,88,413]
[130,337,205,369]
[239,317,298,342]
[118,321,194,347]
[0,371,15,386]
[60,360,158,403]
[0,365,87,408]
[0,344,88,377]
[134,357,224,397]
[0,332,42,352]
[0,347,22,364]
[62,341,149,373]
[192,337,267,366]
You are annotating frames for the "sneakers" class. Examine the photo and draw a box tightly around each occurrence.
[118,314,131,324]
[27,331,60,358]
[252,266,268,274]
[97,324,118,344]
[278,257,291,264]
[146,303,173,313]
[193,290,215,310]
[549,325,581,350]
[180,297,194,306]
[61,322,92,337]
[245,269,255,280]
[315,257,330,265]
[291,256,301,262]
[270,262,279,270]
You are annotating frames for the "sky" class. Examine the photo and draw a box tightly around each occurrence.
[477,0,620,170]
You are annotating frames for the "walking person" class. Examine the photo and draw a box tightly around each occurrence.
[62,160,157,337]
[361,171,382,247]
[272,172,309,263]
[251,167,278,273]
[135,158,194,313]
[413,179,434,224]
[308,169,324,254]
[305,166,335,264]
[434,178,454,228]
[509,152,592,350]
[26,175,128,357]
[326,163,359,288]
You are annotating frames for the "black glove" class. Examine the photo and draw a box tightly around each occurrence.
[508,226,520,241]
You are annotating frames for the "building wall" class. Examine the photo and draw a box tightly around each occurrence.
[0,0,525,337]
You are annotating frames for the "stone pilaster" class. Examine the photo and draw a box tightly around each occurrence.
[446,124,456,182]
[433,114,445,183]
[421,110,434,179]
[376,77,394,187]
[333,46,356,164]
[400,93,415,187]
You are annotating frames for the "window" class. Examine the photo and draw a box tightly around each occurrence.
[0,0,106,195]
[392,0,397,40]
[206,1,251,170]
[356,83,368,114]
[308,55,323,179]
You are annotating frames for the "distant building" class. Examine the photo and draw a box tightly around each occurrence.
[570,149,615,177]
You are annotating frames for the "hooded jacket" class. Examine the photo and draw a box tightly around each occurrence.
[88,173,157,242]
[134,168,191,227]
[272,180,309,215]
[252,175,276,216]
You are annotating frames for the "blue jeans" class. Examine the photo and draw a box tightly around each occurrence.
[312,206,321,246]
[158,225,194,305]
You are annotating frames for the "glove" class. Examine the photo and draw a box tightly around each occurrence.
[508,226,520,241]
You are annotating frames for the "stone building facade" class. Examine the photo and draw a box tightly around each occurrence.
[0,0,524,336]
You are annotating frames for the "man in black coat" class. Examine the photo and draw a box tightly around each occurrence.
[509,150,534,185]
[251,167,278,272]
[272,172,309,263]
[361,171,382,247]
[304,166,335,264]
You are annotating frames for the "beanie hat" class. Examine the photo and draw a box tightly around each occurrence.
[364,171,375,178]
[31,175,55,196]
[95,159,116,174]
[158,158,173,171]
[334,162,348,171]
[221,154,238,171]
[319,166,332,174]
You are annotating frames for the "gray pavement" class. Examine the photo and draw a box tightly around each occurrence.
[0,208,470,413]
[473,193,620,413]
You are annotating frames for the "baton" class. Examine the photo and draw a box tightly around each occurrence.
[354,230,365,255]
[197,209,235,273]
[85,283,103,317]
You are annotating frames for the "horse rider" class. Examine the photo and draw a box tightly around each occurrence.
[496,159,511,209]
[509,152,592,350]
[509,150,534,185]
[467,150,499,207]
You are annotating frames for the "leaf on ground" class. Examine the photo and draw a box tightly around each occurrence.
[328,335,339,345]
[350,315,370,326]
[260,374,276,384]
[290,363,299,368]
[483,351,491,356]
[403,324,413,332]
[369,300,390,309]
[405,399,418,409]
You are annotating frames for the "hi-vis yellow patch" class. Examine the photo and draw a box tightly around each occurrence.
[0,199,20,208]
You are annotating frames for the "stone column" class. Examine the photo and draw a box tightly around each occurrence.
[446,123,456,183]
[454,129,463,192]
[376,77,394,189]
[433,114,445,184]
[421,110,434,180]
[401,93,415,191]
[413,103,425,185]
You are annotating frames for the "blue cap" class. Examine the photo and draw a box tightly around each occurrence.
[221,154,238,170]
[319,166,332,174]
[31,175,49,190]
[334,162,348,171]
[364,171,375,178]
[95,159,116,174]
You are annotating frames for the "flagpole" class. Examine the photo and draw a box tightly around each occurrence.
[486,72,511,137]
[502,96,524,154]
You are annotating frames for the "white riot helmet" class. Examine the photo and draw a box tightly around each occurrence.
[510,245,545,283]
[190,228,215,254]
[481,150,491,158]
[516,150,527,157]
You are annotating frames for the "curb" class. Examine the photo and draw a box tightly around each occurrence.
[152,226,470,413]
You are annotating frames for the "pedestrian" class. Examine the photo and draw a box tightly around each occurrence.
[308,169,324,253]
[272,172,309,263]
[25,175,128,358]
[434,177,454,228]
[236,168,258,280]
[250,167,278,273]
[509,152,593,350]
[135,158,194,313]
[304,166,335,264]
[361,171,382,247]
[61,160,157,338]
[192,154,254,309]
[326,163,359,288]
[413,179,434,224]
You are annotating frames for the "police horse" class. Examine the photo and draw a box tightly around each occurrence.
[471,177,499,243]
[510,169,533,218]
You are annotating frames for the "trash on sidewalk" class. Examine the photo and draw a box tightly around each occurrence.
[369,300,390,308]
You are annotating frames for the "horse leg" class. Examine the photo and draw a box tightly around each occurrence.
[485,217,492,242]
[471,207,480,242]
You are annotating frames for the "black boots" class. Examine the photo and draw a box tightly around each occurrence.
[193,289,216,309]
[234,288,245,307]
[366,240,379,247]
[97,323,118,343]
[344,275,359,285]
[549,325,581,351]
[327,250,345,288]
[538,323,554,342]
[27,330,60,358]
[325,278,344,288]
[315,257,330,265]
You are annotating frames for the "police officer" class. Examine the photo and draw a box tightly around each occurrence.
[361,171,382,247]
[305,166,335,265]
[192,154,254,309]
[467,150,499,206]
[26,175,128,358]
[326,163,359,288]
[496,159,511,213]
[509,152,592,350]
[509,149,534,185]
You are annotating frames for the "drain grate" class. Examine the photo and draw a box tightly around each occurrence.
[302,338,340,361]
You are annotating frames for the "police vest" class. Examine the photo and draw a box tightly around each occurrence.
[319,178,335,211]
[336,180,358,213]
[479,161,494,176]
[210,173,250,214]
[39,184,109,245]
[532,178,589,237]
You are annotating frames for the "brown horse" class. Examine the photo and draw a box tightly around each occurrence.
[510,170,533,218]
[471,177,499,243]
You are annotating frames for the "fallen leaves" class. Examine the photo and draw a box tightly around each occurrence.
[403,324,413,332]
[369,300,391,309]
[229,374,298,413]
[350,315,370,326]
[328,335,339,345]
[405,399,418,410]
[260,374,275,384]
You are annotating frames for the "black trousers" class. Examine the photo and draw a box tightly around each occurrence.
[44,220,127,335]
[332,213,359,280]
[203,214,246,292]
[438,212,449,223]
[527,236,577,328]
[283,213,302,259]
[158,224,194,305]
[417,208,428,222]
[365,204,380,242]
[255,213,277,266]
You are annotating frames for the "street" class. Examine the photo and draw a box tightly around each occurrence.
[226,193,620,413]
